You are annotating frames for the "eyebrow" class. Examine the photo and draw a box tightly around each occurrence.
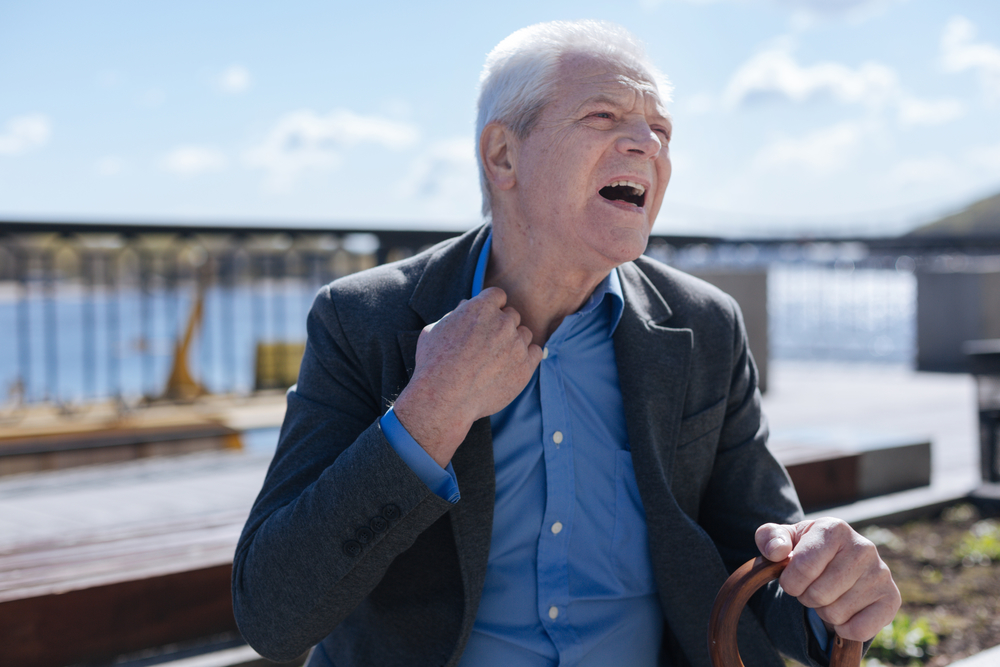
[578,93,672,125]
[578,93,627,112]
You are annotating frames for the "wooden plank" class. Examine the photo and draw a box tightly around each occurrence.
[785,455,861,512]
[0,564,237,667]
[0,511,246,603]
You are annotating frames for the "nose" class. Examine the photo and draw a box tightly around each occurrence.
[617,116,662,159]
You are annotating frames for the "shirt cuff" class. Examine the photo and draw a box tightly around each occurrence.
[807,608,831,656]
[380,407,461,504]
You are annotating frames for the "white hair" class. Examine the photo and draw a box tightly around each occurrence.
[475,20,673,218]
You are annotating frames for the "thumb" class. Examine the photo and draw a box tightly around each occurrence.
[756,523,796,562]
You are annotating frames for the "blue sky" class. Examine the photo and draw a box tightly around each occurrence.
[1,0,998,236]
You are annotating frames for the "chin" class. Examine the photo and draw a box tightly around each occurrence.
[611,225,651,258]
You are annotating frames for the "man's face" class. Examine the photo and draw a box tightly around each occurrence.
[507,53,672,272]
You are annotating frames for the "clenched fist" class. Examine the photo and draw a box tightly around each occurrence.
[393,287,543,466]
[756,518,901,642]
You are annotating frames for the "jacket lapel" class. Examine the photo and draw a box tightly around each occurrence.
[395,225,497,639]
[615,262,727,667]
[614,261,692,488]
[615,262,779,667]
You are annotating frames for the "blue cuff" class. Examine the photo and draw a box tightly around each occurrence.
[380,407,461,504]
[807,608,831,656]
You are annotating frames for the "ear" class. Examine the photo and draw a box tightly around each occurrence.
[480,123,517,192]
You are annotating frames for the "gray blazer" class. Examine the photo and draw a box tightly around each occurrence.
[232,224,826,667]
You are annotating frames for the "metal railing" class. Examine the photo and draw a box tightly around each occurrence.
[2,220,998,409]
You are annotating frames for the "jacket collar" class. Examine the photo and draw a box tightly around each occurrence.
[408,224,493,326]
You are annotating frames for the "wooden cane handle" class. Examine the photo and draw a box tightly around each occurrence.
[708,556,864,667]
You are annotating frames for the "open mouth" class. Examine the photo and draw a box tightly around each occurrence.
[599,180,646,208]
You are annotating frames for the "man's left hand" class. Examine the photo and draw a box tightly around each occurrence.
[756,518,901,642]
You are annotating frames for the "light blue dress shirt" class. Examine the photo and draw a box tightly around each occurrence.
[382,233,664,665]
[380,233,830,664]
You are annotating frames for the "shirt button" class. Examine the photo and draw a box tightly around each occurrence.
[542,347,549,359]
[551,521,563,535]
[548,606,559,620]
[552,431,563,444]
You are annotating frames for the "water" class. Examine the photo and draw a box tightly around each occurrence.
[0,266,917,406]
[0,279,318,404]
[769,265,915,364]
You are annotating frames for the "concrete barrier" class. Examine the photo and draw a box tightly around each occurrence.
[689,269,769,393]
[917,269,1000,372]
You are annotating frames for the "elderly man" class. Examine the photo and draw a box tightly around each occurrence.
[233,20,899,667]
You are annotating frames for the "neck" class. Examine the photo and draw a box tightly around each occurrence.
[485,223,611,346]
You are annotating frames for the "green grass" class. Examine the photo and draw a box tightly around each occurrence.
[866,613,940,666]
[953,520,1000,566]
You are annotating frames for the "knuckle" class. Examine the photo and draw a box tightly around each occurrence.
[821,517,851,540]
[858,540,880,562]
[806,584,838,609]
[791,551,825,582]
[823,606,851,627]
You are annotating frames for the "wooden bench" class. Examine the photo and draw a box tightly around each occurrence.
[0,403,242,477]
[0,510,245,667]
[770,429,932,512]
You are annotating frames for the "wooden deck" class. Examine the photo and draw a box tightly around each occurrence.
[0,361,982,665]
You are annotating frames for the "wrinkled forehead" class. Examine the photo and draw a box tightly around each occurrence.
[557,52,671,119]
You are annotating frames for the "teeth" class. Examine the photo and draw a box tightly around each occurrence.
[608,180,645,195]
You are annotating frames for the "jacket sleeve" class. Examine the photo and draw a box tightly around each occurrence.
[698,294,832,667]
[231,286,454,662]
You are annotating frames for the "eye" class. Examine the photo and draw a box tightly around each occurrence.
[592,112,614,120]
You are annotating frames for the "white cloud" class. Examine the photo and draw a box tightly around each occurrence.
[219,65,251,94]
[726,45,965,128]
[244,108,419,191]
[725,46,899,108]
[162,145,228,176]
[779,0,909,25]
[0,114,51,156]
[896,95,965,127]
[941,16,1000,101]
[399,137,477,199]
[753,120,865,172]
[646,0,908,20]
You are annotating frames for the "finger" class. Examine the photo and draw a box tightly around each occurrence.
[829,592,900,642]
[792,535,876,609]
[502,305,522,328]
[524,342,543,367]
[756,523,796,562]
[516,324,534,347]
[477,286,508,308]
[508,342,544,394]
[807,543,898,631]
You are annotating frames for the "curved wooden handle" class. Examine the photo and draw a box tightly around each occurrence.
[708,556,864,667]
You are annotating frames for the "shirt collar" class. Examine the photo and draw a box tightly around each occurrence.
[471,231,624,335]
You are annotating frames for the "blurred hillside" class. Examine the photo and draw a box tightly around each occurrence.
[909,190,1000,237]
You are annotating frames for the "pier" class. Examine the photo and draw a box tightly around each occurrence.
[0,360,987,666]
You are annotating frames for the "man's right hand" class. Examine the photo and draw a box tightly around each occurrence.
[392,287,543,467]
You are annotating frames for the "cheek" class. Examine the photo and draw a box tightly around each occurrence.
[653,158,672,206]
[659,154,672,188]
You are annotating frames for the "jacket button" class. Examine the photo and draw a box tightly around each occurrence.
[370,515,388,533]
[382,504,400,521]
[343,540,362,557]
[355,527,374,544]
